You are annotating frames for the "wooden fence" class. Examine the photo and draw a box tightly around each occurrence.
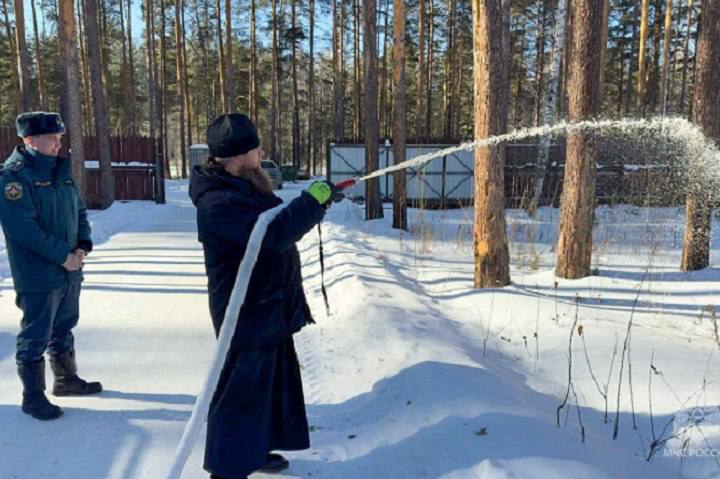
[85,168,156,202]
[82,136,156,165]
[503,140,685,207]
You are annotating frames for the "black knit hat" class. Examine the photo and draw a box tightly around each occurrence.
[16,111,66,138]
[206,113,260,158]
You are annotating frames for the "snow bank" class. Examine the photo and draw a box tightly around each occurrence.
[0,180,718,479]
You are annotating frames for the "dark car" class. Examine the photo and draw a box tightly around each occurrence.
[261,160,283,190]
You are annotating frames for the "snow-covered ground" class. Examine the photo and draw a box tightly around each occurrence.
[1,180,719,479]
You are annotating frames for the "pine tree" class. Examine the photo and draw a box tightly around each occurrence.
[393,0,407,230]
[58,0,86,193]
[364,0,382,220]
[556,0,604,279]
[472,0,510,288]
[681,0,719,271]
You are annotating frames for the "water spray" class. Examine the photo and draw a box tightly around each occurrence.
[331,117,720,196]
[166,116,720,478]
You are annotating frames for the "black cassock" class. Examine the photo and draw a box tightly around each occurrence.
[189,164,325,478]
[205,338,309,478]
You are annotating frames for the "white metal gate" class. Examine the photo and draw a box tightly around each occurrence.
[327,143,475,205]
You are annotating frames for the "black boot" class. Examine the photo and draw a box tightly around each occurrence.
[258,453,289,473]
[17,360,63,420]
[50,350,102,396]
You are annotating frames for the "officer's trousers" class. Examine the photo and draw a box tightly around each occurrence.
[15,282,81,363]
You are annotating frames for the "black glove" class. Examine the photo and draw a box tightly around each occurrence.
[327,181,345,204]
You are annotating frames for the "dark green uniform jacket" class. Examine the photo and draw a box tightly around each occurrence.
[0,146,92,293]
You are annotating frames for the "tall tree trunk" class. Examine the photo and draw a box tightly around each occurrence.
[181,0,192,152]
[501,0,510,115]
[353,0,361,142]
[558,4,571,118]
[84,0,114,208]
[688,6,697,117]
[649,0,663,113]
[668,0,682,112]
[119,0,130,132]
[533,0,546,126]
[556,0,603,279]
[443,0,455,139]
[271,0,279,163]
[224,0,234,110]
[1,0,21,114]
[56,0,64,119]
[425,0,434,138]
[146,0,157,139]
[623,0,639,116]
[637,0,650,111]
[216,0,226,112]
[513,31,525,129]
[659,0,673,114]
[599,0,610,98]
[277,0,286,162]
[385,0,392,138]
[30,0,46,110]
[416,0,426,141]
[155,0,166,199]
[128,0,137,134]
[58,0,86,194]
[176,0,187,178]
[392,0,407,229]
[363,0,382,219]
[13,0,32,110]
[291,0,300,168]
[453,18,464,137]
[426,0,435,133]
[319,77,326,171]
[527,0,568,215]
[194,0,211,127]
[249,0,258,122]
[160,0,169,176]
[211,76,217,119]
[679,0,693,115]
[333,0,345,140]
[472,0,510,288]
[100,0,111,89]
[78,0,93,135]
[616,0,633,117]
[308,0,316,174]
[617,34,626,116]
[681,0,719,271]
[379,0,388,139]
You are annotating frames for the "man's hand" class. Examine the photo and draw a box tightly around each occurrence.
[74,248,87,262]
[307,181,344,208]
[62,252,82,271]
[306,181,333,206]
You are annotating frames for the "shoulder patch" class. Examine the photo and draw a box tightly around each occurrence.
[4,182,23,201]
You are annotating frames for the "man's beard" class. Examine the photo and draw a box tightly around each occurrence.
[239,167,274,194]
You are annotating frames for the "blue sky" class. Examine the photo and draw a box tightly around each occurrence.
[22,0,336,54]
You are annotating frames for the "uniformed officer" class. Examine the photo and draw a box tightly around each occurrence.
[0,112,102,421]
